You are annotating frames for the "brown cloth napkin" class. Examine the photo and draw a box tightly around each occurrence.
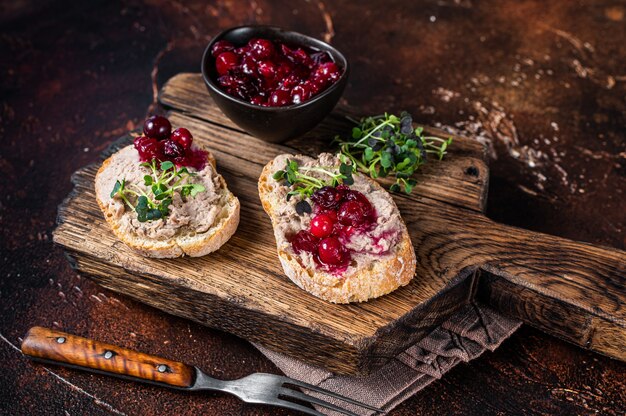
[255,303,521,415]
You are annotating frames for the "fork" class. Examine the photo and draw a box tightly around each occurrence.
[21,327,381,416]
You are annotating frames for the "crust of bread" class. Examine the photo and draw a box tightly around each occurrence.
[95,147,239,258]
[258,155,417,303]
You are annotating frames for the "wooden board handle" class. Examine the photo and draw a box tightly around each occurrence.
[21,327,195,388]
[477,223,626,361]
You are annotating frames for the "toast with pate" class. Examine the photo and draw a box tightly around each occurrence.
[259,153,416,303]
[95,144,239,258]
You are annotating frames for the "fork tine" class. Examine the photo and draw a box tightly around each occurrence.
[282,377,382,413]
[273,398,326,416]
[280,387,360,416]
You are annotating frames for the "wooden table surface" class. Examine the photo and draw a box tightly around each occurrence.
[1,1,624,415]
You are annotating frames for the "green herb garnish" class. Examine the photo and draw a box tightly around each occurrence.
[335,111,452,193]
[110,160,205,222]
[273,159,354,200]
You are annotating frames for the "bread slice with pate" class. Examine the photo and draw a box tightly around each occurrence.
[95,145,239,258]
[259,153,416,303]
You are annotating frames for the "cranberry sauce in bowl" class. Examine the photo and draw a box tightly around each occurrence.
[211,37,343,107]
[201,26,349,143]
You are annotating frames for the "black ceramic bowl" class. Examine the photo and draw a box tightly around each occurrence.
[201,26,349,143]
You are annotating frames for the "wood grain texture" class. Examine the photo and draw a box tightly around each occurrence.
[53,73,626,375]
[21,326,195,388]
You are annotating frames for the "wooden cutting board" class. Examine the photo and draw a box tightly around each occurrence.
[54,73,626,375]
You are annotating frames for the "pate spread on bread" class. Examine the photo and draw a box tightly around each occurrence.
[259,153,416,303]
[95,116,239,258]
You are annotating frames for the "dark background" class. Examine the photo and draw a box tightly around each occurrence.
[1,0,625,415]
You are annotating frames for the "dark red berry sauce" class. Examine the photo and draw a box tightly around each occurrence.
[211,38,343,107]
[291,185,378,274]
[134,115,207,171]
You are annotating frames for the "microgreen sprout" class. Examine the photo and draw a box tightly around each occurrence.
[273,159,354,200]
[335,111,452,193]
[110,160,205,222]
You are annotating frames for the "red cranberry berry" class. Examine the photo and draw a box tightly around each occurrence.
[308,78,327,94]
[291,230,319,254]
[318,237,347,265]
[281,74,301,89]
[310,213,335,238]
[134,136,162,161]
[211,40,234,57]
[344,190,374,219]
[335,184,351,197]
[143,115,171,141]
[291,48,312,67]
[248,38,275,60]
[162,139,184,159]
[311,186,342,210]
[241,55,257,76]
[268,89,291,107]
[134,135,148,149]
[257,60,277,80]
[171,128,193,149]
[318,209,338,222]
[216,52,239,76]
[337,200,368,227]
[291,84,311,105]
[280,43,293,58]
[314,62,341,84]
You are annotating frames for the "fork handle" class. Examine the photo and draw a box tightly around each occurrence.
[21,326,195,388]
